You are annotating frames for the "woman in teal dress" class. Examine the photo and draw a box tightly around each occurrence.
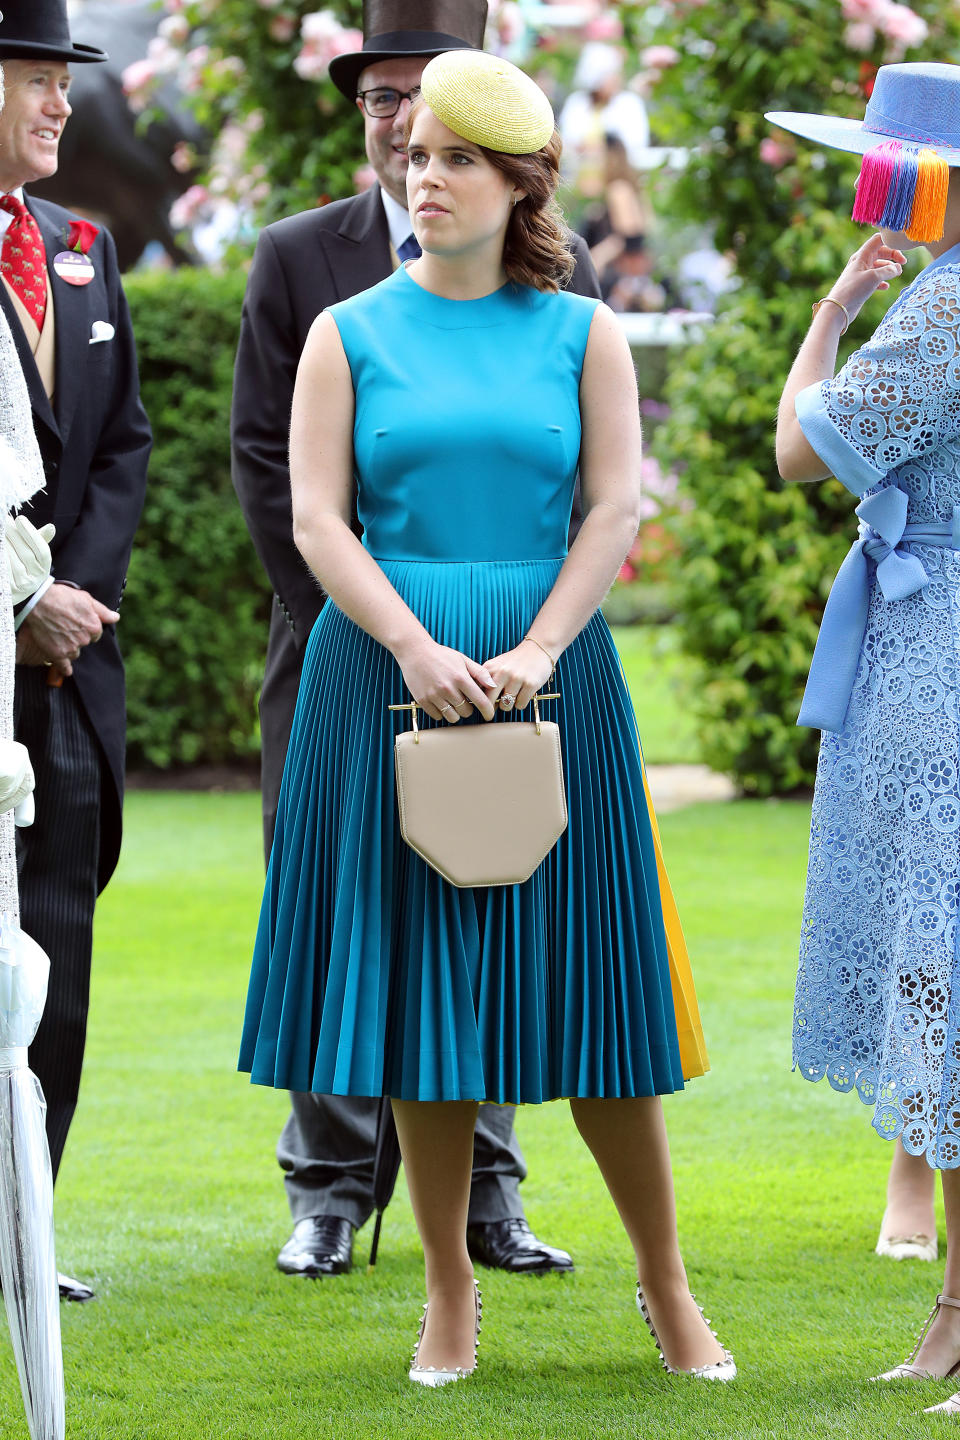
[240,51,733,1387]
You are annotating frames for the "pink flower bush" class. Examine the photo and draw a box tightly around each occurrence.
[294,11,363,82]
[839,0,929,57]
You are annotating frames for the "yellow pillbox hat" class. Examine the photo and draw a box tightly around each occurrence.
[420,50,555,155]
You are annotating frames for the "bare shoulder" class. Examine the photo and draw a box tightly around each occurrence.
[582,303,637,388]
[300,310,350,379]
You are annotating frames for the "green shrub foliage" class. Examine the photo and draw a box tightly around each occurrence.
[122,268,271,768]
[647,0,960,793]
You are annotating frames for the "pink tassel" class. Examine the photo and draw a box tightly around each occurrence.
[852,140,901,224]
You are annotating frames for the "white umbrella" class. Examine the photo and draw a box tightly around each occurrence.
[0,916,64,1440]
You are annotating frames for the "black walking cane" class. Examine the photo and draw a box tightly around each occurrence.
[367,1095,403,1271]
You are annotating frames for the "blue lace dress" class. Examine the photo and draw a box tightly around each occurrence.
[794,243,960,1167]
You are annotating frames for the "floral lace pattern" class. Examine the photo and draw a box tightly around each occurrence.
[797,262,960,1166]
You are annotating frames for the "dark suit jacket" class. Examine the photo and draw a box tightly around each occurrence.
[3,195,152,890]
[231,184,601,841]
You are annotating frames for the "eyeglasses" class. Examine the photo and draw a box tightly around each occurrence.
[356,85,422,118]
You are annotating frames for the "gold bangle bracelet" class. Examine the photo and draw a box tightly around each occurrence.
[523,634,557,676]
[811,296,850,334]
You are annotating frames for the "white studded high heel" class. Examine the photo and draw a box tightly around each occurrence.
[408,1279,481,1387]
[873,1293,960,1381]
[636,1284,737,1381]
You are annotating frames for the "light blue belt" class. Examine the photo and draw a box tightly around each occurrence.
[799,486,960,733]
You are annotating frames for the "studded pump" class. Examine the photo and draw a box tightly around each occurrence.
[635,1284,737,1381]
[408,1279,482,1387]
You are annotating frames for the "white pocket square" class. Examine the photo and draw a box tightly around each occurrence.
[89,321,115,344]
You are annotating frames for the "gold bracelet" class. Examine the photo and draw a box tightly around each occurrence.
[811,296,850,334]
[523,634,556,677]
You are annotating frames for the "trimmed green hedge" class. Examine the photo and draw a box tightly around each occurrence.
[122,268,271,769]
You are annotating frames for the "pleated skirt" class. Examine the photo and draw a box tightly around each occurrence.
[239,556,703,1103]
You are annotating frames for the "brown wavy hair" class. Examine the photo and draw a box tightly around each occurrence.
[404,105,575,293]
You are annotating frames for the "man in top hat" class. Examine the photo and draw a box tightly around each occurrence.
[233,0,599,1281]
[0,0,151,1300]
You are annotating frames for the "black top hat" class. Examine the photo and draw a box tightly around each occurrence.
[328,0,487,100]
[0,0,107,64]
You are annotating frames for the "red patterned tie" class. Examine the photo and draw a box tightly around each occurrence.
[0,194,47,329]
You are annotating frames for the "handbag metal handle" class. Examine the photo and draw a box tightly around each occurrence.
[389,691,560,741]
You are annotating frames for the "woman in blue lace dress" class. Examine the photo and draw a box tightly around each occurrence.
[772,63,960,1404]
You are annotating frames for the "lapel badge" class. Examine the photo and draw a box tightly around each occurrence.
[54,219,99,286]
[53,250,95,286]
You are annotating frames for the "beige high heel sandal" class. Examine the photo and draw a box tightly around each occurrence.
[873,1293,960,1381]
[408,1278,481,1388]
[875,1228,938,1262]
[636,1284,737,1381]
[926,1393,960,1415]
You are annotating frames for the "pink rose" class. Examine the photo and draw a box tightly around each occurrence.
[301,10,340,43]
[269,14,297,41]
[640,45,680,70]
[170,140,195,174]
[325,28,364,59]
[759,137,792,167]
[882,3,928,45]
[585,14,623,41]
[121,58,156,111]
[844,21,876,50]
[158,14,189,45]
[293,45,330,80]
[170,184,210,229]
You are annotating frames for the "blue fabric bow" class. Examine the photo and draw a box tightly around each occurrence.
[798,488,960,733]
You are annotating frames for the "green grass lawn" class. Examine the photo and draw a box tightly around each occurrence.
[0,792,948,1439]
[612,624,701,765]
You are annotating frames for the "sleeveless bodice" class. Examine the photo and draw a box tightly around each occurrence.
[239,262,707,1106]
[329,264,598,562]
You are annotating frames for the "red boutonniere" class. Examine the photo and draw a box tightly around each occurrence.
[66,219,99,255]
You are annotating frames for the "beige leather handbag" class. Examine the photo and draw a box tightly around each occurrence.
[389,693,567,888]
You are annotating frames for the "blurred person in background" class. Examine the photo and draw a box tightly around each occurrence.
[559,42,649,192]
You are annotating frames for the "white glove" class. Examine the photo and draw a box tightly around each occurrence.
[0,739,33,815]
[5,516,55,604]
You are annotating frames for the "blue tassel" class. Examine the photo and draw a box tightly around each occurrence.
[880,146,919,231]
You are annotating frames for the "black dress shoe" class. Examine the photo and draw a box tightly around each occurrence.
[466,1219,574,1275]
[58,1272,95,1302]
[276,1216,354,1277]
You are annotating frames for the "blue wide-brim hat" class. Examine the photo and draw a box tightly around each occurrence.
[767,62,960,242]
[766,61,960,166]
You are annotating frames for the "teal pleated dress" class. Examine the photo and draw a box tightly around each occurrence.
[239,264,688,1104]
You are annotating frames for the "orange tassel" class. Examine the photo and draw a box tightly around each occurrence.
[906,148,949,243]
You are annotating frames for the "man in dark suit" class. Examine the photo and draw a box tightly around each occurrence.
[0,1,151,1301]
[233,0,600,1281]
